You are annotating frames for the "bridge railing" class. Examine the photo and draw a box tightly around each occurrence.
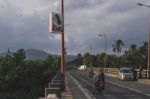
[136,69,147,78]
[39,71,65,99]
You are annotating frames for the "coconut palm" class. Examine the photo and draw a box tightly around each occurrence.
[112,39,125,57]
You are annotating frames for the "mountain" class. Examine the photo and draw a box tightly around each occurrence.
[25,49,49,60]
[0,49,77,62]
[25,49,77,61]
[0,51,9,57]
[65,55,77,62]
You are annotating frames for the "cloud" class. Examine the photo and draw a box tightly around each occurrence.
[0,0,150,55]
[0,0,59,53]
[65,0,150,54]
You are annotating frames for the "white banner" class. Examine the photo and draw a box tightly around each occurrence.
[49,12,63,33]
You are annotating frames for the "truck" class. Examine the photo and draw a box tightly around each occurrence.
[78,65,87,70]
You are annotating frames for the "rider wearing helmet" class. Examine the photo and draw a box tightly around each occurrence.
[95,68,105,89]
[89,68,94,78]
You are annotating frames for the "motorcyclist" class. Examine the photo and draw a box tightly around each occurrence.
[89,68,94,78]
[95,68,105,90]
[131,67,138,81]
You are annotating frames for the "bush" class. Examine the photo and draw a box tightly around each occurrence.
[0,49,59,99]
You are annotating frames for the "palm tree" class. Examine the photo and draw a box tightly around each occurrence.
[130,44,137,50]
[75,53,83,67]
[112,39,125,57]
[112,39,125,67]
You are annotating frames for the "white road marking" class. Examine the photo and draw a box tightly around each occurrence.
[107,81,150,97]
[67,72,93,99]
[123,94,137,96]
[103,94,137,97]
[84,88,96,99]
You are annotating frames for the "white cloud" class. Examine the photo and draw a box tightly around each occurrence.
[0,0,150,55]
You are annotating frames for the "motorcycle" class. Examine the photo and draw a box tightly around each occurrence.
[95,80,104,94]
[89,72,94,78]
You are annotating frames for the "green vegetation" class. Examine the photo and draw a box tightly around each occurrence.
[0,49,60,99]
[71,41,147,69]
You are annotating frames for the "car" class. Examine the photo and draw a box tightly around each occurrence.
[118,67,134,80]
[78,65,87,71]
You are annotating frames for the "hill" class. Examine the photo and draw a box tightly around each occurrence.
[0,49,77,62]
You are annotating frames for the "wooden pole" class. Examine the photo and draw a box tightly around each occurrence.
[61,0,65,76]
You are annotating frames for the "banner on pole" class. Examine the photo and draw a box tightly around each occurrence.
[49,12,63,33]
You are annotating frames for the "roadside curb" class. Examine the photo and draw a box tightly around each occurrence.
[107,80,150,97]
[138,79,150,86]
[66,72,93,99]
[106,73,150,86]
[62,77,73,99]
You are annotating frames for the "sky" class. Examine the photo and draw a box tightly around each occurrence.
[0,0,150,55]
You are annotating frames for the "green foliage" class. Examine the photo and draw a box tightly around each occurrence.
[123,43,147,69]
[74,53,83,67]
[69,41,147,69]
[106,55,117,68]
[0,49,59,99]
[83,52,91,66]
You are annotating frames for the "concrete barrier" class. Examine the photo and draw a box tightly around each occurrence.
[49,83,61,88]
[87,67,148,78]
[39,71,64,99]
[45,88,61,99]
[51,80,61,83]
[136,69,147,78]
[106,68,119,74]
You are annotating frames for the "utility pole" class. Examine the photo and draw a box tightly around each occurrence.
[90,46,92,67]
[137,3,150,78]
[98,34,107,72]
[104,35,107,72]
[61,0,65,77]
[148,22,150,78]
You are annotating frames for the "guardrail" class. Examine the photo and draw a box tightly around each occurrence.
[136,69,147,78]
[39,71,65,99]
[105,68,119,75]
[87,67,148,78]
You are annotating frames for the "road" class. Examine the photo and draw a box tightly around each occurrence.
[68,69,150,99]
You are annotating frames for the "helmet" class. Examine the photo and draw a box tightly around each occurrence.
[98,68,103,72]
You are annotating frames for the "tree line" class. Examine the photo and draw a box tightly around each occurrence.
[70,40,147,69]
[0,49,60,99]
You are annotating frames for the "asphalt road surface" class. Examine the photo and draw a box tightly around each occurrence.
[68,69,150,99]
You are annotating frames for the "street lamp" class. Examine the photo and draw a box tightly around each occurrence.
[98,34,107,72]
[137,3,150,79]
[89,45,93,68]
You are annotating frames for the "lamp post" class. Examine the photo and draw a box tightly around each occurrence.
[137,3,150,79]
[89,45,93,67]
[98,34,107,72]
